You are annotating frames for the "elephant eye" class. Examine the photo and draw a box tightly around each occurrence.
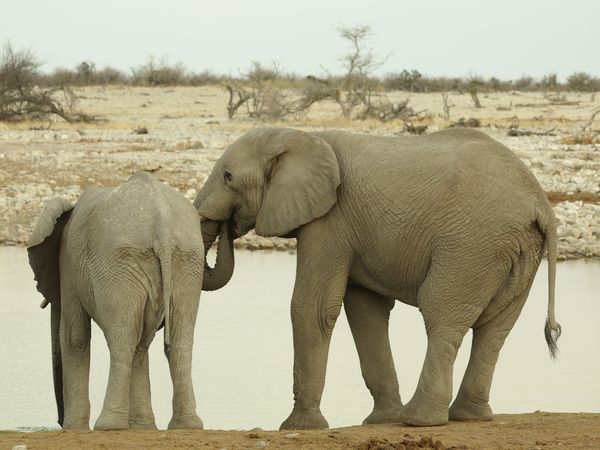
[223,171,233,183]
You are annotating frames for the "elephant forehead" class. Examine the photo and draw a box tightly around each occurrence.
[226,127,288,156]
[221,142,262,167]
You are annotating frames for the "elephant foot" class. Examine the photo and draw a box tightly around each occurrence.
[94,410,130,431]
[62,420,90,431]
[280,407,329,430]
[449,397,493,422]
[401,391,448,427]
[363,402,404,424]
[129,419,158,430]
[168,413,204,430]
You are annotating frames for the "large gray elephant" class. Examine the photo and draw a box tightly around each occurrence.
[193,127,561,429]
[28,171,233,430]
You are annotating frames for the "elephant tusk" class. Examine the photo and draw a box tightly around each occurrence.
[40,298,50,309]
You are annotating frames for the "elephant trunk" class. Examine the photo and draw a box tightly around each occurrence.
[50,298,64,427]
[201,219,234,291]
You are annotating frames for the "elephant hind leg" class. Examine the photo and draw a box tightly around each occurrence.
[448,298,527,422]
[402,260,510,427]
[128,321,157,430]
[94,287,147,431]
[450,245,541,421]
[344,285,402,424]
[166,272,203,430]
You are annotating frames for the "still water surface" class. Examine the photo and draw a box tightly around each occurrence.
[1,247,599,430]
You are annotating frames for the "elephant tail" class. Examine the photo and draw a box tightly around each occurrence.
[155,236,174,360]
[537,206,561,359]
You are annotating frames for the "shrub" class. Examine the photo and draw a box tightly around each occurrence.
[131,55,188,86]
[0,42,93,122]
[566,72,600,92]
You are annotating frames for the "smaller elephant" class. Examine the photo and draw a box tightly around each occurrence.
[28,172,231,430]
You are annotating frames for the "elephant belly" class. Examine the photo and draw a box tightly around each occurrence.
[349,257,419,307]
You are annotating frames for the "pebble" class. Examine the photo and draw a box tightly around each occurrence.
[284,432,300,439]
[1,126,598,259]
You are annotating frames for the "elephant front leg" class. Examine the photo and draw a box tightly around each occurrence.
[279,239,351,430]
[344,285,402,424]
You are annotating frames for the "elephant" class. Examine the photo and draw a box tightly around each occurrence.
[193,127,561,429]
[28,171,233,430]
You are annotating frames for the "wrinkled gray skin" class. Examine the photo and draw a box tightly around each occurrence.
[28,172,232,430]
[194,127,561,430]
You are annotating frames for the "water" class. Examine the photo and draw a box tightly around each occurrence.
[1,247,599,431]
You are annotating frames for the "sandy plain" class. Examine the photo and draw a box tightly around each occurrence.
[1,86,599,258]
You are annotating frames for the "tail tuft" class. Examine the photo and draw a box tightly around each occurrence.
[544,318,562,359]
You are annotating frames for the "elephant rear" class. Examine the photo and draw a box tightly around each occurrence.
[32,171,207,430]
[83,172,204,350]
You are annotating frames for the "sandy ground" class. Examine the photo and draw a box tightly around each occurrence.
[1,413,599,449]
[0,86,599,257]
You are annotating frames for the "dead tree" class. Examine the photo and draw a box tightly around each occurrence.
[441,92,455,120]
[467,77,482,109]
[334,25,385,118]
[224,84,254,119]
[298,25,388,120]
[0,42,93,122]
[224,62,298,120]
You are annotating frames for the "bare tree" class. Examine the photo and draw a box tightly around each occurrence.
[223,61,299,120]
[0,42,92,123]
[467,76,483,109]
[441,92,455,120]
[224,84,254,119]
[298,25,388,119]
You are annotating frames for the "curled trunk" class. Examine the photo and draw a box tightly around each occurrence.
[201,219,234,291]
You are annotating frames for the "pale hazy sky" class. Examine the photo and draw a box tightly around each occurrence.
[2,0,598,80]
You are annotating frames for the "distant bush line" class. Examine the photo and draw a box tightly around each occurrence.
[33,61,600,93]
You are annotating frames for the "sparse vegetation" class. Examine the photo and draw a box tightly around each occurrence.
[441,92,454,120]
[0,42,596,94]
[131,55,188,86]
[296,25,424,123]
[467,76,483,108]
[0,42,93,123]
[223,61,300,120]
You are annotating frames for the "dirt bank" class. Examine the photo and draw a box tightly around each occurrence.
[1,413,599,449]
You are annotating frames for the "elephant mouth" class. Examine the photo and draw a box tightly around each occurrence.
[229,209,253,239]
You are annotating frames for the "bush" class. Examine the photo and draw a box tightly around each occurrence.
[131,55,188,86]
[566,72,600,92]
[188,70,225,86]
[383,69,425,92]
[0,42,93,122]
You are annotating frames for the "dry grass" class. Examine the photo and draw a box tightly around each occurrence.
[546,191,600,205]
[560,133,599,145]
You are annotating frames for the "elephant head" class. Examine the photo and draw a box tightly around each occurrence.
[193,128,341,243]
[27,197,74,427]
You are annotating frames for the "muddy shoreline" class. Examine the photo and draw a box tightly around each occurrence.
[1,413,599,449]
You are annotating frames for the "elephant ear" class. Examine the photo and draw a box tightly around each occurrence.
[27,198,74,309]
[255,130,340,237]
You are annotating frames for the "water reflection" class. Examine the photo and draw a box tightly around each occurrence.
[0,247,598,430]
